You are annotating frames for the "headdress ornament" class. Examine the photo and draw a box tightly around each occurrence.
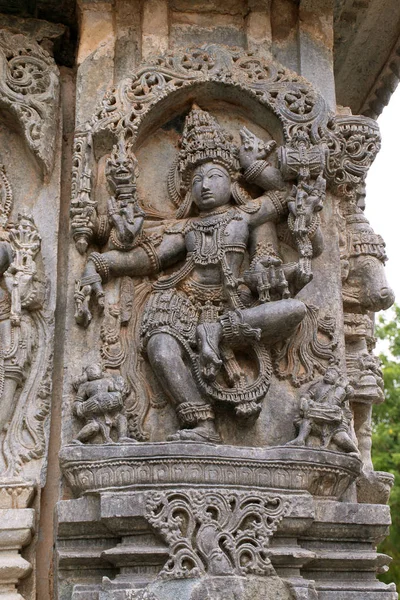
[178,104,240,192]
[345,209,387,263]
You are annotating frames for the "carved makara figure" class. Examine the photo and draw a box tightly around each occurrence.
[75,106,325,443]
[72,364,131,444]
[287,365,359,454]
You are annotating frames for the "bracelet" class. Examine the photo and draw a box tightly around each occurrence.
[141,237,161,273]
[219,309,261,343]
[244,160,269,184]
[88,252,110,282]
[269,191,287,219]
[288,212,320,238]
[110,228,144,251]
[95,215,109,245]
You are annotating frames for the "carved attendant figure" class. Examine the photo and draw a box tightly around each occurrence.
[72,364,131,444]
[287,365,359,454]
[75,107,325,443]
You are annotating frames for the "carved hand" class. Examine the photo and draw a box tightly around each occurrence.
[239,127,276,170]
[107,197,144,245]
[81,398,100,415]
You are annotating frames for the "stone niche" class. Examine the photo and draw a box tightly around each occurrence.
[0,1,397,599]
[55,40,397,600]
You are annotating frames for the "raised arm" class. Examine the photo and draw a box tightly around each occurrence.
[237,127,288,228]
[239,127,285,193]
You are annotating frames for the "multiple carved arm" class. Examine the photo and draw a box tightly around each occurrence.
[74,128,326,327]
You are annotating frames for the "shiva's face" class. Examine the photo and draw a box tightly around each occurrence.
[191,162,232,212]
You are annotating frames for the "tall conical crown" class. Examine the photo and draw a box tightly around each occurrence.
[178,105,240,190]
[345,208,386,262]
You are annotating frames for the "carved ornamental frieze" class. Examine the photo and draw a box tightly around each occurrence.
[146,490,288,579]
[0,30,60,176]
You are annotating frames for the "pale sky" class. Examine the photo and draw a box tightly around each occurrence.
[365,87,400,304]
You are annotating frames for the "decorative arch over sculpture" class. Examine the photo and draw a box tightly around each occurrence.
[0,29,60,177]
[71,44,381,254]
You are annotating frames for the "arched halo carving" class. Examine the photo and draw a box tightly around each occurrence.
[71,44,381,251]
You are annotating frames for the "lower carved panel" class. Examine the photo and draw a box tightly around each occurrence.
[59,443,361,501]
[145,490,288,579]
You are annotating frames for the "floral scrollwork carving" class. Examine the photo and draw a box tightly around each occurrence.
[325,116,381,200]
[146,490,288,580]
[0,30,60,176]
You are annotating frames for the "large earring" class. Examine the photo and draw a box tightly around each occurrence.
[175,190,192,219]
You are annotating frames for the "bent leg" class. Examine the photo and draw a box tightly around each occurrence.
[332,430,359,454]
[286,418,312,446]
[115,413,133,443]
[147,333,207,408]
[240,299,306,344]
[73,420,99,444]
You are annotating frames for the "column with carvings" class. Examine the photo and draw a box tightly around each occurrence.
[0,26,62,600]
[55,2,398,600]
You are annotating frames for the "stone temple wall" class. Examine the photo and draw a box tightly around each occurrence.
[0,1,397,599]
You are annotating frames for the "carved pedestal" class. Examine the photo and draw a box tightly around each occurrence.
[0,508,34,600]
[56,443,395,600]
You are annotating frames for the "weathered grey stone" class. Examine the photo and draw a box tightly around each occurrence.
[0,1,399,599]
[52,30,398,598]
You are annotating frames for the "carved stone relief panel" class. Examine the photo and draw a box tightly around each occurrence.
[0,26,61,600]
[57,43,396,600]
[66,44,360,450]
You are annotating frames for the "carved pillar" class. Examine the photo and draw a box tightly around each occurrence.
[0,25,62,600]
[0,508,34,600]
[45,2,398,600]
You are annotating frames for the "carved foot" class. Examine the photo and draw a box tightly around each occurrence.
[196,322,223,382]
[285,438,306,447]
[167,423,221,444]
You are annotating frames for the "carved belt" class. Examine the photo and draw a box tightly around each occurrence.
[178,278,226,304]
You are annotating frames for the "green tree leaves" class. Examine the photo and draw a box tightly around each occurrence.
[373,305,400,585]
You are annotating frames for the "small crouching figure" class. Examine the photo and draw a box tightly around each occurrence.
[286,365,359,455]
[72,364,133,444]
